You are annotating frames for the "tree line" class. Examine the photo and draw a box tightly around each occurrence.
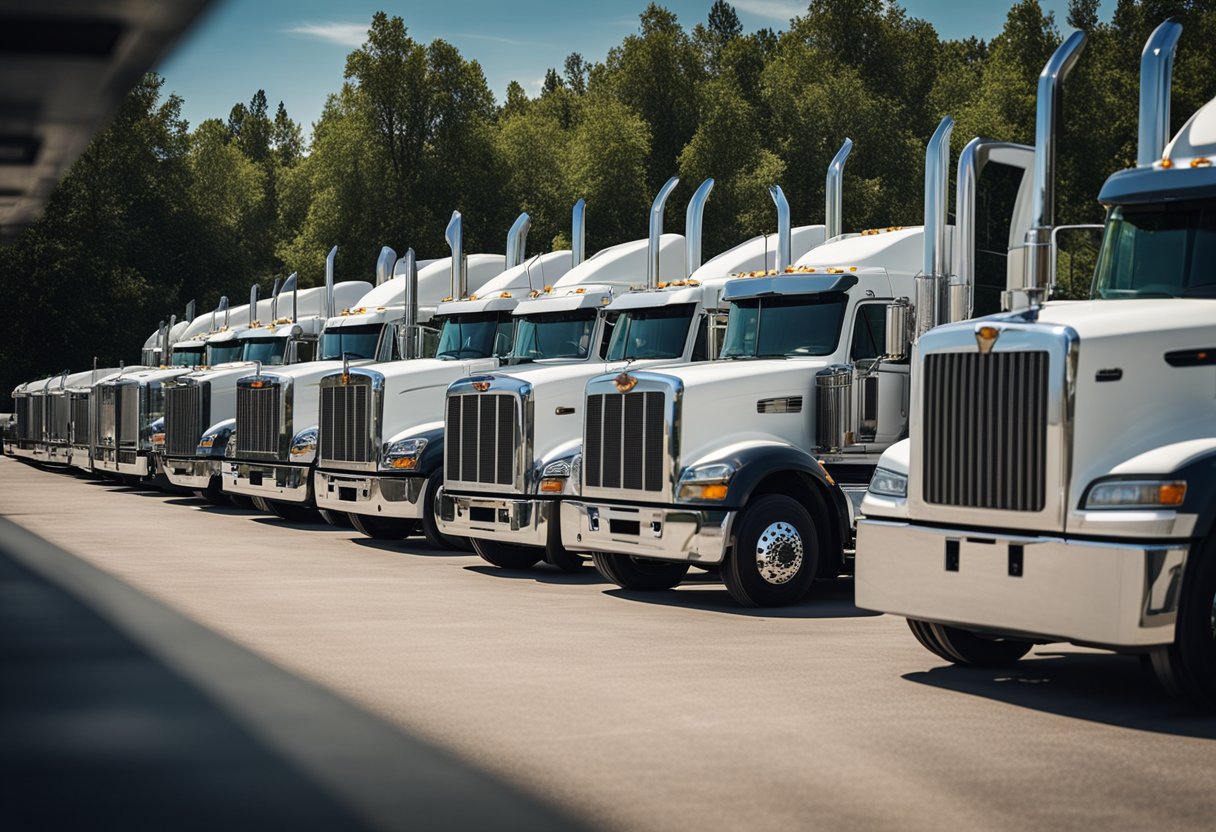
[3,0,1215,401]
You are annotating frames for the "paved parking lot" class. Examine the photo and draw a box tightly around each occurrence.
[2,456,1215,830]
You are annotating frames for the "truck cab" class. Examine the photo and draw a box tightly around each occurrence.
[856,23,1216,709]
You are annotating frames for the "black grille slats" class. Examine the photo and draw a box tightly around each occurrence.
[446,393,517,486]
[923,350,1049,512]
[236,384,281,455]
[70,394,90,444]
[117,385,140,448]
[165,385,204,456]
[584,391,666,493]
[319,384,373,463]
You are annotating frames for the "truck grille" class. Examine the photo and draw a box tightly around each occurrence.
[70,393,91,444]
[165,384,205,457]
[319,384,373,463]
[118,385,141,448]
[236,383,281,456]
[96,386,117,446]
[445,393,515,485]
[48,396,69,443]
[584,391,665,491]
[923,350,1049,512]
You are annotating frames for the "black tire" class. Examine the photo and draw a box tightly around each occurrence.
[722,494,819,607]
[1150,536,1216,709]
[319,509,354,528]
[471,538,543,569]
[228,494,255,510]
[265,499,321,524]
[925,623,1033,667]
[251,496,273,513]
[422,471,467,551]
[350,513,417,540]
[193,482,230,506]
[592,552,689,591]
[907,618,962,663]
[544,508,585,572]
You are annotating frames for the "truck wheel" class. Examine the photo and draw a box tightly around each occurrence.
[422,470,467,551]
[266,499,321,524]
[472,539,543,569]
[544,510,585,572]
[228,494,255,510]
[906,618,960,663]
[722,494,818,607]
[193,482,230,506]
[592,553,689,591]
[1150,536,1216,709]
[251,496,273,513]
[925,623,1032,667]
[319,509,353,528]
[350,514,417,540]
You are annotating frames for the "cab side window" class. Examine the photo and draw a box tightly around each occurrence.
[850,303,887,362]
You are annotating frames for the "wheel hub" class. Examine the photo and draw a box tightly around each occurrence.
[755,521,803,585]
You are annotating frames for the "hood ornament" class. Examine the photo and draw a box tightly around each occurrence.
[472,378,492,392]
[614,372,639,393]
[975,324,1000,355]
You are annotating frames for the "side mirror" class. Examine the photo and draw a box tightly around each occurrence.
[1050,224,1105,300]
[884,298,913,360]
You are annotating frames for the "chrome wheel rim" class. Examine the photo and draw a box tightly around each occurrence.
[755,521,803,585]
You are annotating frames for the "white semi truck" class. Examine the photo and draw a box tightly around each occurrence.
[558,108,1042,605]
[221,213,510,521]
[856,23,1216,709]
[436,152,851,572]
[160,261,372,504]
[308,198,664,545]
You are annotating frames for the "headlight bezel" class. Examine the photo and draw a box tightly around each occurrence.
[381,437,428,471]
[677,461,736,502]
[1083,478,1187,510]
[289,426,319,461]
[197,425,234,455]
[868,466,908,499]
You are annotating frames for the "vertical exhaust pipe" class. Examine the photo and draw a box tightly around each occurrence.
[506,212,531,269]
[277,273,298,323]
[157,319,166,366]
[324,246,338,319]
[916,116,954,338]
[825,138,853,241]
[249,284,260,323]
[684,178,715,277]
[1023,31,1087,297]
[446,211,467,299]
[1138,20,1182,167]
[768,185,792,272]
[648,176,680,289]
[398,249,419,360]
[212,296,229,330]
[376,246,398,286]
[571,199,586,267]
[184,300,195,326]
[269,277,282,321]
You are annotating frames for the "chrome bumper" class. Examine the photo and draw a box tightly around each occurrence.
[164,457,221,489]
[560,500,735,564]
[223,460,311,503]
[854,519,1189,648]
[93,447,151,477]
[437,491,552,546]
[314,470,428,518]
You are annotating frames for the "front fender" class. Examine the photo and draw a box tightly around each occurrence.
[1105,440,1216,539]
[200,418,237,457]
[382,423,445,476]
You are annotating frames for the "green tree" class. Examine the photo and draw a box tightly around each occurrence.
[566,96,652,252]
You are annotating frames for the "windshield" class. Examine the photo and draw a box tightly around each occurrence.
[320,324,383,361]
[169,346,205,366]
[512,310,597,362]
[606,303,695,360]
[1092,201,1216,299]
[721,293,848,359]
[435,313,514,359]
[207,342,243,364]
[241,337,289,366]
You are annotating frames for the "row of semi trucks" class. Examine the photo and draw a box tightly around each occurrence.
[6,21,1216,708]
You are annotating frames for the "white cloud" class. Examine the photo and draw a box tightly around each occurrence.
[732,1,805,21]
[454,32,552,48]
[284,21,368,48]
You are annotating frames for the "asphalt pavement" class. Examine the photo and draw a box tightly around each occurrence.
[2,456,1214,831]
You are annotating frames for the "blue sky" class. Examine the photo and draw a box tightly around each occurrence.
[158,0,1105,137]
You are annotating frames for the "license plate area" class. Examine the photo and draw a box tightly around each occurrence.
[946,537,1025,578]
[327,477,370,502]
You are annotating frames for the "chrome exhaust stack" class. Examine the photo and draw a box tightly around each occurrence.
[183,300,195,327]
[1023,31,1087,299]
[916,116,954,338]
[158,319,168,366]
[952,138,1034,322]
[506,212,531,269]
[249,283,260,323]
[269,276,282,321]
[446,211,467,299]
[684,178,715,277]
[1138,20,1182,167]
[278,273,298,323]
[212,296,229,331]
[376,246,398,286]
[324,246,338,319]
[647,176,680,289]
[768,185,791,272]
[397,249,420,360]
[825,138,853,241]
[571,199,586,267]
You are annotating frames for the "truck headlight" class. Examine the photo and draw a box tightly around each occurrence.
[1084,479,1186,509]
[677,462,735,501]
[382,437,427,470]
[539,457,577,494]
[868,467,908,498]
[198,426,233,454]
[149,417,165,449]
[289,427,318,460]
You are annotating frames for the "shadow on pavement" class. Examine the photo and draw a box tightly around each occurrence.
[601,577,880,619]
[249,516,348,533]
[903,651,1216,739]
[0,516,583,831]
[350,537,469,557]
[464,563,611,585]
